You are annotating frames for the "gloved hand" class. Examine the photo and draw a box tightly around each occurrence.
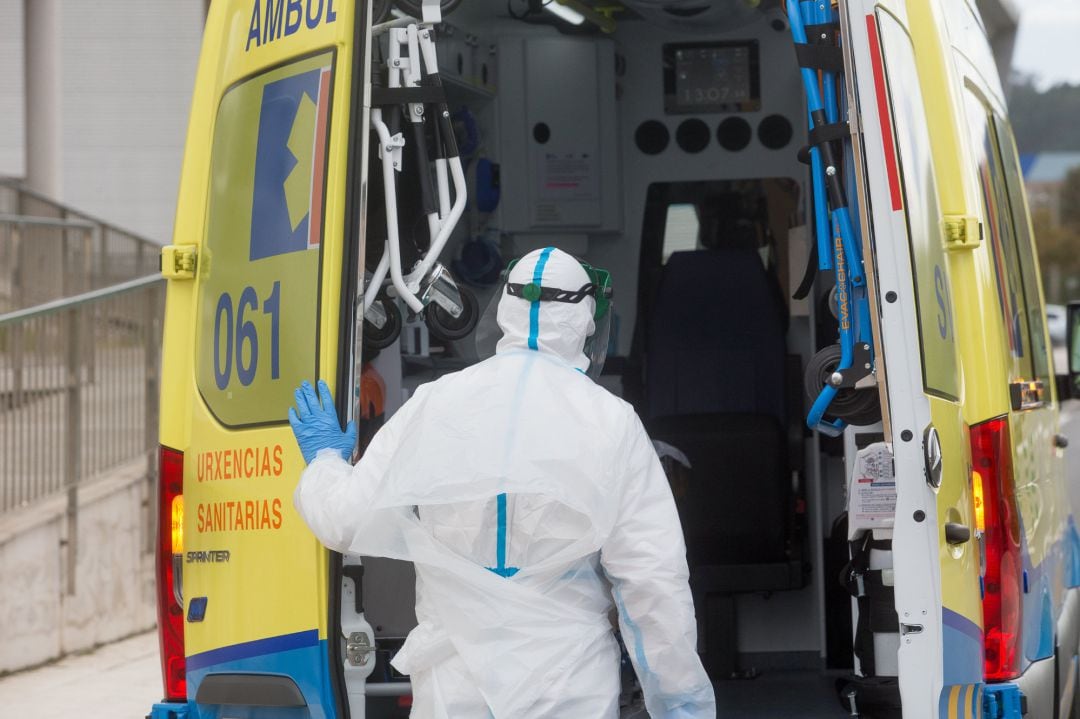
[288,379,357,464]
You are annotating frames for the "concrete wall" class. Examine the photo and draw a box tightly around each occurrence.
[0,0,26,178]
[17,0,205,244]
[0,459,156,676]
[56,1,205,244]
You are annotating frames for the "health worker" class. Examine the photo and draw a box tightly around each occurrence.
[289,247,715,719]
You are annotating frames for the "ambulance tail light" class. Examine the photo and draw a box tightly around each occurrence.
[157,446,186,701]
[970,417,1023,681]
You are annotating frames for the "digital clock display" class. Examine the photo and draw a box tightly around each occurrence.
[663,41,761,114]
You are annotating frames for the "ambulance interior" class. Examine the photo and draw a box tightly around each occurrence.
[360,2,890,716]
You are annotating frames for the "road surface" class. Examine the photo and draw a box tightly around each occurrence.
[0,631,160,718]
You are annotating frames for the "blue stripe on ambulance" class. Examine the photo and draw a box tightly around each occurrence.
[186,629,337,713]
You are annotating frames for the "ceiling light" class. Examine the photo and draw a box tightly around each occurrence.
[545,2,587,25]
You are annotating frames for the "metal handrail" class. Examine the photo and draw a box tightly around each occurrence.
[0,180,162,248]
[1,272,164,594]
[0,213,98,229]
[0,181,162,314]
[0,274,163,326]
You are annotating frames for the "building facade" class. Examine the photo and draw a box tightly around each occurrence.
[1,0,205,244]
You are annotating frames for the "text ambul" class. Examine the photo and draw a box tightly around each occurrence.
[247,0,337,52]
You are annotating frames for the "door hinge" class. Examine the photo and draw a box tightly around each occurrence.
[943,215,981,250]
[161,244,198,280]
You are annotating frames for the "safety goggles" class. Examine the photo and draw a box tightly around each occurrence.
[503,259,613,322]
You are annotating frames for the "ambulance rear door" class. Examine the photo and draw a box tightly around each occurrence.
[840,1,984,715]
[170,0,370,713]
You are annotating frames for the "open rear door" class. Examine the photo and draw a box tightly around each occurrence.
[840,1,983,715]
[166,0,370,714]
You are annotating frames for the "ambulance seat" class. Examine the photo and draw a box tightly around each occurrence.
[634,246,805,677]
[642,249,787,427]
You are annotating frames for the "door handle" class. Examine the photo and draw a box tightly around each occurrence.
[944,522,971,545]
[1055,434,1069,449]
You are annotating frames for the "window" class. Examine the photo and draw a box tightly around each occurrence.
[878,12,960,401]
[993,119,1050,385]
[964,90,1048,393]
[662,204,700,262]
[195,52,336,427]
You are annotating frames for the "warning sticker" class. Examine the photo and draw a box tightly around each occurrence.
[538,152,598,201]
[849,443,896,532]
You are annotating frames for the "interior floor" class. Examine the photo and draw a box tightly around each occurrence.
[617,670,851,718]
[711,671,850,718]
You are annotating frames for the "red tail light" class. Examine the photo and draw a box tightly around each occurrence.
[970,417,1023,681]
[157,446,186,701]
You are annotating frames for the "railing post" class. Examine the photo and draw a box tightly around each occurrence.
[61,209,70,298]
[144,287,160,555]
[11,320,23,409]
[82,227,93,294]
[64,305,82,596]
[98,226,107,289]
[11,223,24,407]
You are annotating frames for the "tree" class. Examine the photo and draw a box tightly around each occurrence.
[1034,167,1080,303]
[1060,166,1080,230]
[1008,78,1080,153]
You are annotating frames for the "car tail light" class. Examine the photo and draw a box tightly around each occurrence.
[157,446,186,701]
[970,417,1023,681]
[971,470,986,534]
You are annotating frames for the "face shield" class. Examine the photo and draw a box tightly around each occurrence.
[579,263,613,379]
[474,258,613,379]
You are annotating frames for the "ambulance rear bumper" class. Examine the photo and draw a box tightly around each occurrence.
[146,701,190,719]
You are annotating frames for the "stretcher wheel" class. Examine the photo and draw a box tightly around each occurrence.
[425,285,478,343]
[804,344,882,427]
[363,296,403,353]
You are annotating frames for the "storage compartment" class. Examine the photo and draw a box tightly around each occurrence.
[495,35,621,232]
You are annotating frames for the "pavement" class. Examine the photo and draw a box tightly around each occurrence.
[0,631,161,718]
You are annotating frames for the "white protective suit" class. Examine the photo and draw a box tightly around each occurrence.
[294,248,716,718]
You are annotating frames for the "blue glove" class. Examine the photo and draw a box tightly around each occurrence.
[288,379,358,464]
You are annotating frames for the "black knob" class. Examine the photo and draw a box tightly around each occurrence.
[944,523,971,545]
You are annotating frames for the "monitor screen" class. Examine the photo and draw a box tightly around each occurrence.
[663,41,761,114]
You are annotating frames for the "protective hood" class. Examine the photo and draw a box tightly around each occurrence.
[495,247,596,372]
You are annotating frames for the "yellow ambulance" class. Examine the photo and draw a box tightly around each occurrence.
[150,1,1080,717]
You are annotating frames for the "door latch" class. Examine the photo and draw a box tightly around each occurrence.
[346,631,374,667]
[161,244,197,280]
[943,215,981,250]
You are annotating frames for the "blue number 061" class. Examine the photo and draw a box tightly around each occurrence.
[213,281,281,390]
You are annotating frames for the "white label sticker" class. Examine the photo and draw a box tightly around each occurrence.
[849,443,896,533]
[538,152,598,201]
